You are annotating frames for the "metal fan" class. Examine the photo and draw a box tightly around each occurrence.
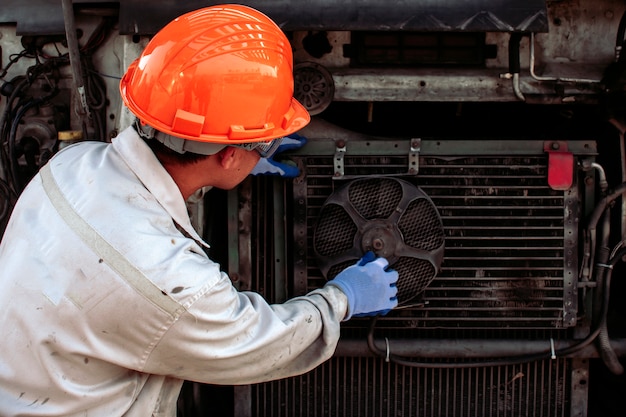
[313,177,445,305]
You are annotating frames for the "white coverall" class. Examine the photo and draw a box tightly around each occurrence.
[0,126,348,416]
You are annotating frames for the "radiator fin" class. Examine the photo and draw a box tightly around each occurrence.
[252,357,570,417]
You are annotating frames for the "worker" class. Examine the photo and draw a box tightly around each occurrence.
[0,4,398,416]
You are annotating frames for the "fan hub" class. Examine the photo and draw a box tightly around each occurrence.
[361,220,401,261]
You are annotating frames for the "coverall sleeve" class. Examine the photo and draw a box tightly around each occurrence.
[141,259,348,385]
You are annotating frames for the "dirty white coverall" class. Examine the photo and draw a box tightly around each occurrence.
[0,126,348,416]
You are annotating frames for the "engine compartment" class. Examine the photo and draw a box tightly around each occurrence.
[1,1,626,416]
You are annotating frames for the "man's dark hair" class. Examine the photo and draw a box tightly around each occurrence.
[145,138,211,166]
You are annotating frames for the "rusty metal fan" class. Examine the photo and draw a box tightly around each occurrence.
[313,177,445,305]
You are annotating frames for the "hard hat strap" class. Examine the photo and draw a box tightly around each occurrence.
[133,119,226,155]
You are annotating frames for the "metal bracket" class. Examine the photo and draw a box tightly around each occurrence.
[331,138,421,180]
[333,140,346,178]
[409,138,421,175]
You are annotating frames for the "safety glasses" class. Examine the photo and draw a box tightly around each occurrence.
[235,137,284,159]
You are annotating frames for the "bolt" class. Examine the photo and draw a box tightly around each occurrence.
[372,238,384,250]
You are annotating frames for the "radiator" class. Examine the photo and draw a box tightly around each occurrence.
[239,137,596,417]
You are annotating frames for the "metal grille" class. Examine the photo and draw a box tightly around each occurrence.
[348,177,403,219]
[398,198,445,250]
[420,155,573,329]
[314,204,357,257]
[252,357,571,417]
[292,152,580,330]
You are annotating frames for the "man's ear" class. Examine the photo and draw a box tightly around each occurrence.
[217,146,238,169]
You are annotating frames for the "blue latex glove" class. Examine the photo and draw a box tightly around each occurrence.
[250,133,307,178]
[326,251,398,321]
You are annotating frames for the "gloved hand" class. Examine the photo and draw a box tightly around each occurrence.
[326,251,398,321]
[250,133,307,178]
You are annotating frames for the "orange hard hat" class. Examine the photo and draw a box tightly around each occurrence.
[119,4,310,145]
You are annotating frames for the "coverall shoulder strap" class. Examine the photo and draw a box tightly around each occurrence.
[39,163,185,318]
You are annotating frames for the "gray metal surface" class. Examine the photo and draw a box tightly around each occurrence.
[0,1,548,35]
[118,0,548,34]
[1,0,66,35]
[329,68,604,103]
[1,0,105,35]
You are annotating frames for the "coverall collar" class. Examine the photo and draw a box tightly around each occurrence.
[111,126,210,248]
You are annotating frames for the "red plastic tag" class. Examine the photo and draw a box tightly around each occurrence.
[544,142,574,191]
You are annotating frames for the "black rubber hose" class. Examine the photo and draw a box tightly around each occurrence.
[0,77,30,189]
[596,242,625,374]
[585,182,626,280]
[587,182,626,233]
[0,78,29,146]
[8,99,42,191]
[367,318,552,368]
[598,317,624,374]
[591,206,623,375]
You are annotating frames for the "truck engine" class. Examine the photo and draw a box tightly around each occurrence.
[1,1,625,416]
